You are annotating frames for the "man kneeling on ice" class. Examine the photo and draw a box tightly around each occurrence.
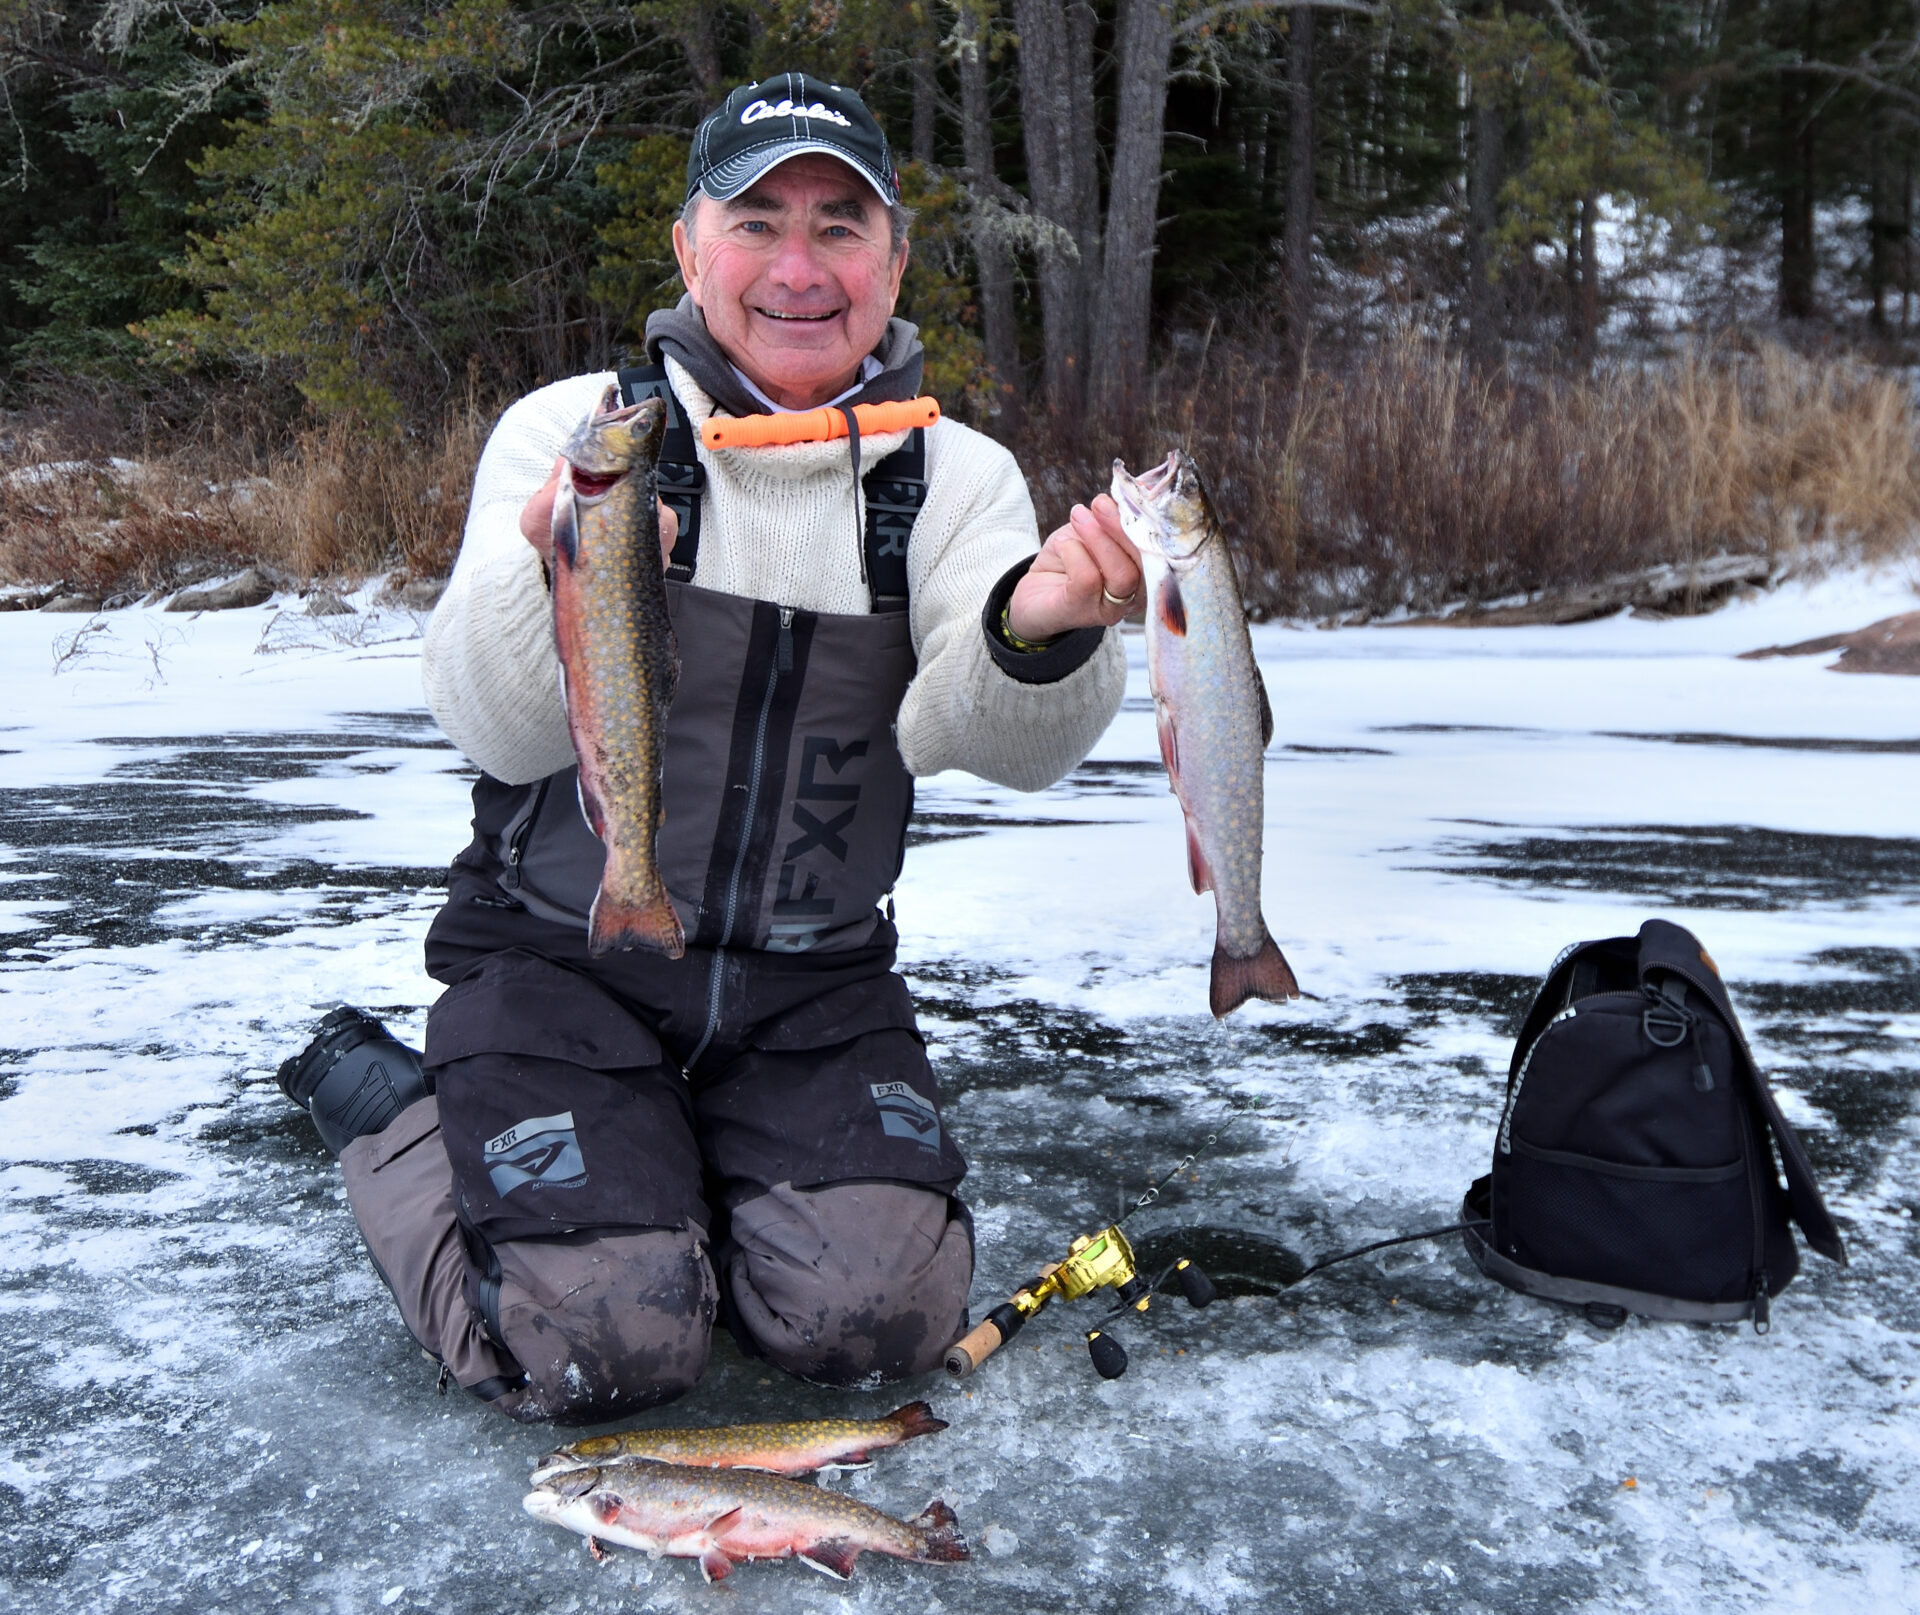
[276,74,1145,1422]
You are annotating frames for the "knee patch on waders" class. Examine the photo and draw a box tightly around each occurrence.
[722,1181,974,1387]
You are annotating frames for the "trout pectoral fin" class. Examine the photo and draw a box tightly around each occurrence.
[1158,573,1188,636]
[798,1541,861,1581]
[1210,931,1301,1016]
[552,482,581,568]
[1185,822,1213,895]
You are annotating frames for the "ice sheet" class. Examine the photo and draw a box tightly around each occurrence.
[1,574,1917,1613]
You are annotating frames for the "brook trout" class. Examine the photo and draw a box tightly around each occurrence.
[530,1401,947,1486]
[551,386,684,958]
[1111,451,1301,1016]
[522,1461,969,1582]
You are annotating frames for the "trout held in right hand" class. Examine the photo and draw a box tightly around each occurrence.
[1112,451,1300,1016]
[551,386,685,958]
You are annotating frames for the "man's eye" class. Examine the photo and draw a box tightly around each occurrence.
[741,220,769,234]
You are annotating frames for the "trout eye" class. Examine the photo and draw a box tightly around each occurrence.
[569,467,625,500]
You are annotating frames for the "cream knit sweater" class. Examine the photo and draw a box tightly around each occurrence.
[422,360,1127,790]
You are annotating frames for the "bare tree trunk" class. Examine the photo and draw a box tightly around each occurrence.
[673,2,725,106]
[1778,3,1818,320]
[956,0,1021,427]
[1467,89,1502,361]
[1284,4,1316,357]
[1090,0,1174,436]
[912,1,939,166]
[1575,191,1599,365]
[1014,0,1100,423]
[1905,148,1913,332]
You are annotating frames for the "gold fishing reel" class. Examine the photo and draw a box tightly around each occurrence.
[944,1223,1217,1381]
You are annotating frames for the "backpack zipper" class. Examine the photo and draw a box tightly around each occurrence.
[686,605,794,1074]
[1499,1004,1577,1155]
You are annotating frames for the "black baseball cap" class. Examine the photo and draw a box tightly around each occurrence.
[686,72,899,207]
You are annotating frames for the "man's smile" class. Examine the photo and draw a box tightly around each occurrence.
[753,307,843,322]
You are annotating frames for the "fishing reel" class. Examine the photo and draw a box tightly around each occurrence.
[944,1223,1217,1381]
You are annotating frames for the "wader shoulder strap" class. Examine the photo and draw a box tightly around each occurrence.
[616,363,704,582]
[862,427,925,615]
[618,362,926,612]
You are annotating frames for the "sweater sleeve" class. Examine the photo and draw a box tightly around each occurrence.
[894,422,1127,792]
[421,374,611,784]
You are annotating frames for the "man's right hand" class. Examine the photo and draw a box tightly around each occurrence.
[520,454,679,568]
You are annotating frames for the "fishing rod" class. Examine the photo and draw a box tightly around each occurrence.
[944,1100,1487,1382]
[944,1105,1257,1382]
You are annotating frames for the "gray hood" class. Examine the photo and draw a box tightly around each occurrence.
[644,295,925,418]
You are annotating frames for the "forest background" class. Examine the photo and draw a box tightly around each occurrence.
[3,0,1920,618]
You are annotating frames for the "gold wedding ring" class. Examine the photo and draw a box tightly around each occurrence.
[1102,587,1138,609]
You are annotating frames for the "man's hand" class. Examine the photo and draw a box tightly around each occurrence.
[520,454,679,568]
[1006,493,1144,643]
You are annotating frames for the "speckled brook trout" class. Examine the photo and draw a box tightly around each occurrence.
[1112,451,1300,1016]
[530,1402,947,1486]
[522,1461,969,1582]
[551,386,684,958]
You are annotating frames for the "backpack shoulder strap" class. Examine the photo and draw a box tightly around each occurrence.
[616,363,704,582]
[861,426,925,615]
[1635,918,1847,1264]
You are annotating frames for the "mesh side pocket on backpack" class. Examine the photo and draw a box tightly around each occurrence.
[1502,1139,1754,1304]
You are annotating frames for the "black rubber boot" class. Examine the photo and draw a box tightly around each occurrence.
[276,1007,432,1157]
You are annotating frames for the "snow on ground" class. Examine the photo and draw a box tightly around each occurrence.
[1,572,1917,1614]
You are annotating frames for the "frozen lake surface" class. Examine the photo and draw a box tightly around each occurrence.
[2,574,1918,1613]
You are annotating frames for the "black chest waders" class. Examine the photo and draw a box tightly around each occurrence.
[424,367,965,1276]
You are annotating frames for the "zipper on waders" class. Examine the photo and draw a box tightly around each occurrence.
[499,777,550,891]
[687,606,795,1073]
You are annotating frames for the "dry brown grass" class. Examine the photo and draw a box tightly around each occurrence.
[1019,337,1920,618]
[0,395,491,600]
[6,342,1914,617]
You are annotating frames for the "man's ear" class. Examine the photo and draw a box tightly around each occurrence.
[886,235,910,307]
[672,216,702,305]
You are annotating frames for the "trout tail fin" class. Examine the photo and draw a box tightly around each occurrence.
[908,1499,970,1563]
[587,879,685,959]
[883,1401,949,1442]
[1210,930,1300,1017]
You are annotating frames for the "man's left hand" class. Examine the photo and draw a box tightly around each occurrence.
[1007,494,1144,643]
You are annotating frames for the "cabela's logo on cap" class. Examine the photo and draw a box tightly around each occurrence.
[741,95,852,129]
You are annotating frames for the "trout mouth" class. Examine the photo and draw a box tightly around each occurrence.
[1111,452,1205,561]
[565,464,627,503]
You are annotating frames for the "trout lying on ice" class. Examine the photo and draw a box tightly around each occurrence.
[523,1460,969,1582]
[530,1401,948,1485]
[1112,450,1301,1016]
[550,386,684,958]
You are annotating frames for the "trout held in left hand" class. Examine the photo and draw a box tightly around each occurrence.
[1112,450,1300,1016]
[523,1460,969,1582]
[551,386,684,958]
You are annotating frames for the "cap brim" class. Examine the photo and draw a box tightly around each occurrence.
[696,140,895,207]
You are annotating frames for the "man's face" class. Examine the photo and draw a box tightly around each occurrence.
[672,153,908,411]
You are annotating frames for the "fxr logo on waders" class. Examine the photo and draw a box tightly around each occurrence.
[484,1111,589,1197]
[870,1081,941,1153]
[769,736,868,951]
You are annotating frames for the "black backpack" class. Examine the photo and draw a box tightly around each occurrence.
[1462,918,1846,1329]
